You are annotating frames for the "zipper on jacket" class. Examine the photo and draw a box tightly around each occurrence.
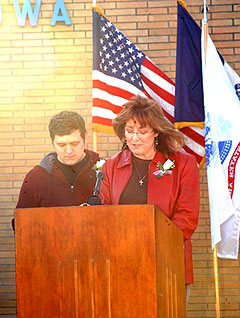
[71,185,74,192]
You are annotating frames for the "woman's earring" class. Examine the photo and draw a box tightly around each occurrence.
[123,137,127,145]
[155,136,159,146]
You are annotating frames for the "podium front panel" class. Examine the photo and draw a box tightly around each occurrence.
[15,204,185,318]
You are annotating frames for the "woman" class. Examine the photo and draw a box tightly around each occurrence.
[99,95,200,291]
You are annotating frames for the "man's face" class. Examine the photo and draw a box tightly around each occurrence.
[53,129,86,166]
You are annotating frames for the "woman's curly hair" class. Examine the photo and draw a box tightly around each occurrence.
[113,95,185,156]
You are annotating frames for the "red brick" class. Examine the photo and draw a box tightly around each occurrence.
[0,1,240,318]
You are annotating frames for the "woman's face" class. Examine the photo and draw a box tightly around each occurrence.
[124,118,158,160]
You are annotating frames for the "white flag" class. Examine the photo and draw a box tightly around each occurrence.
[201,24,240,258]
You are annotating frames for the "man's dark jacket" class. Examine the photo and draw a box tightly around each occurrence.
[16,149,100,208]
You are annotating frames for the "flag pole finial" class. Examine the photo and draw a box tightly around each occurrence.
[203,0,208,24]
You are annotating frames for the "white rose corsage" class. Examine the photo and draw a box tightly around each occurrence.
[93,159,106,171]
[153,159,175,179]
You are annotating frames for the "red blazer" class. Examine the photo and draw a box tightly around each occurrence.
[100,149,200,284]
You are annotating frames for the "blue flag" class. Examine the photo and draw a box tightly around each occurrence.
[174,1,240,168]
[175,1,204,129]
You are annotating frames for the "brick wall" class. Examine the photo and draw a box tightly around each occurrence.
[0,0,239,317]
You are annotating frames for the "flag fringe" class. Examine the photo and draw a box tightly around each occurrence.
[92,123,114,135]
[198,156,206,169]
[177,0,190,13]
[92,6,107,18]
[174,122,205,130]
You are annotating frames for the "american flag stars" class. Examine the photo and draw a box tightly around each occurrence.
[97,16,144,90]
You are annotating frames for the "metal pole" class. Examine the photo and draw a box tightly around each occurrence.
[202,2,221,316]
[202,2,208,66]
[93,131,97,152]
[213,246,220,318]
[92,0,97,152]
[203,0,207,21]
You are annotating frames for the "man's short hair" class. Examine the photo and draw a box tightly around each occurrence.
[49,111,87,141]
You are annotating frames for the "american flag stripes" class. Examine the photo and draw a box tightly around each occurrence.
[92,7,205,165]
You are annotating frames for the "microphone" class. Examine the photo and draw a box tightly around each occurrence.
[86,170,104,205]
[93,170,104,195]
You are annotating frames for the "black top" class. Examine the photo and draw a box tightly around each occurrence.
[119,154,151,205]
[54,152,90,185]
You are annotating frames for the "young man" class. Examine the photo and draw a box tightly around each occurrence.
[16,111,100,208]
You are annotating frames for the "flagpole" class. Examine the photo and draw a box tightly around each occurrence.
[92,0,97,152]
[202,2,220,317]
[93,131,97,152]
[213,246,220,318]
[203,0,208,65]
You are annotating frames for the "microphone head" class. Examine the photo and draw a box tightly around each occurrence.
[96,170,104,179]
[93,170,104,196]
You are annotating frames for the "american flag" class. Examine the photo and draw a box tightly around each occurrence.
[92,7,205,165]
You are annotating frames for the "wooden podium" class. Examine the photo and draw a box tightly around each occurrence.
[15,205,186,318]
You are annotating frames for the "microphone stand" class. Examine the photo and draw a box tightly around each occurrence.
[86,170,104,205]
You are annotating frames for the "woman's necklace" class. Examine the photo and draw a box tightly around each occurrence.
[133,161,149,186]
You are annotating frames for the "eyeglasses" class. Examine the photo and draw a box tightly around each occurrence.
[124,127,153,137]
